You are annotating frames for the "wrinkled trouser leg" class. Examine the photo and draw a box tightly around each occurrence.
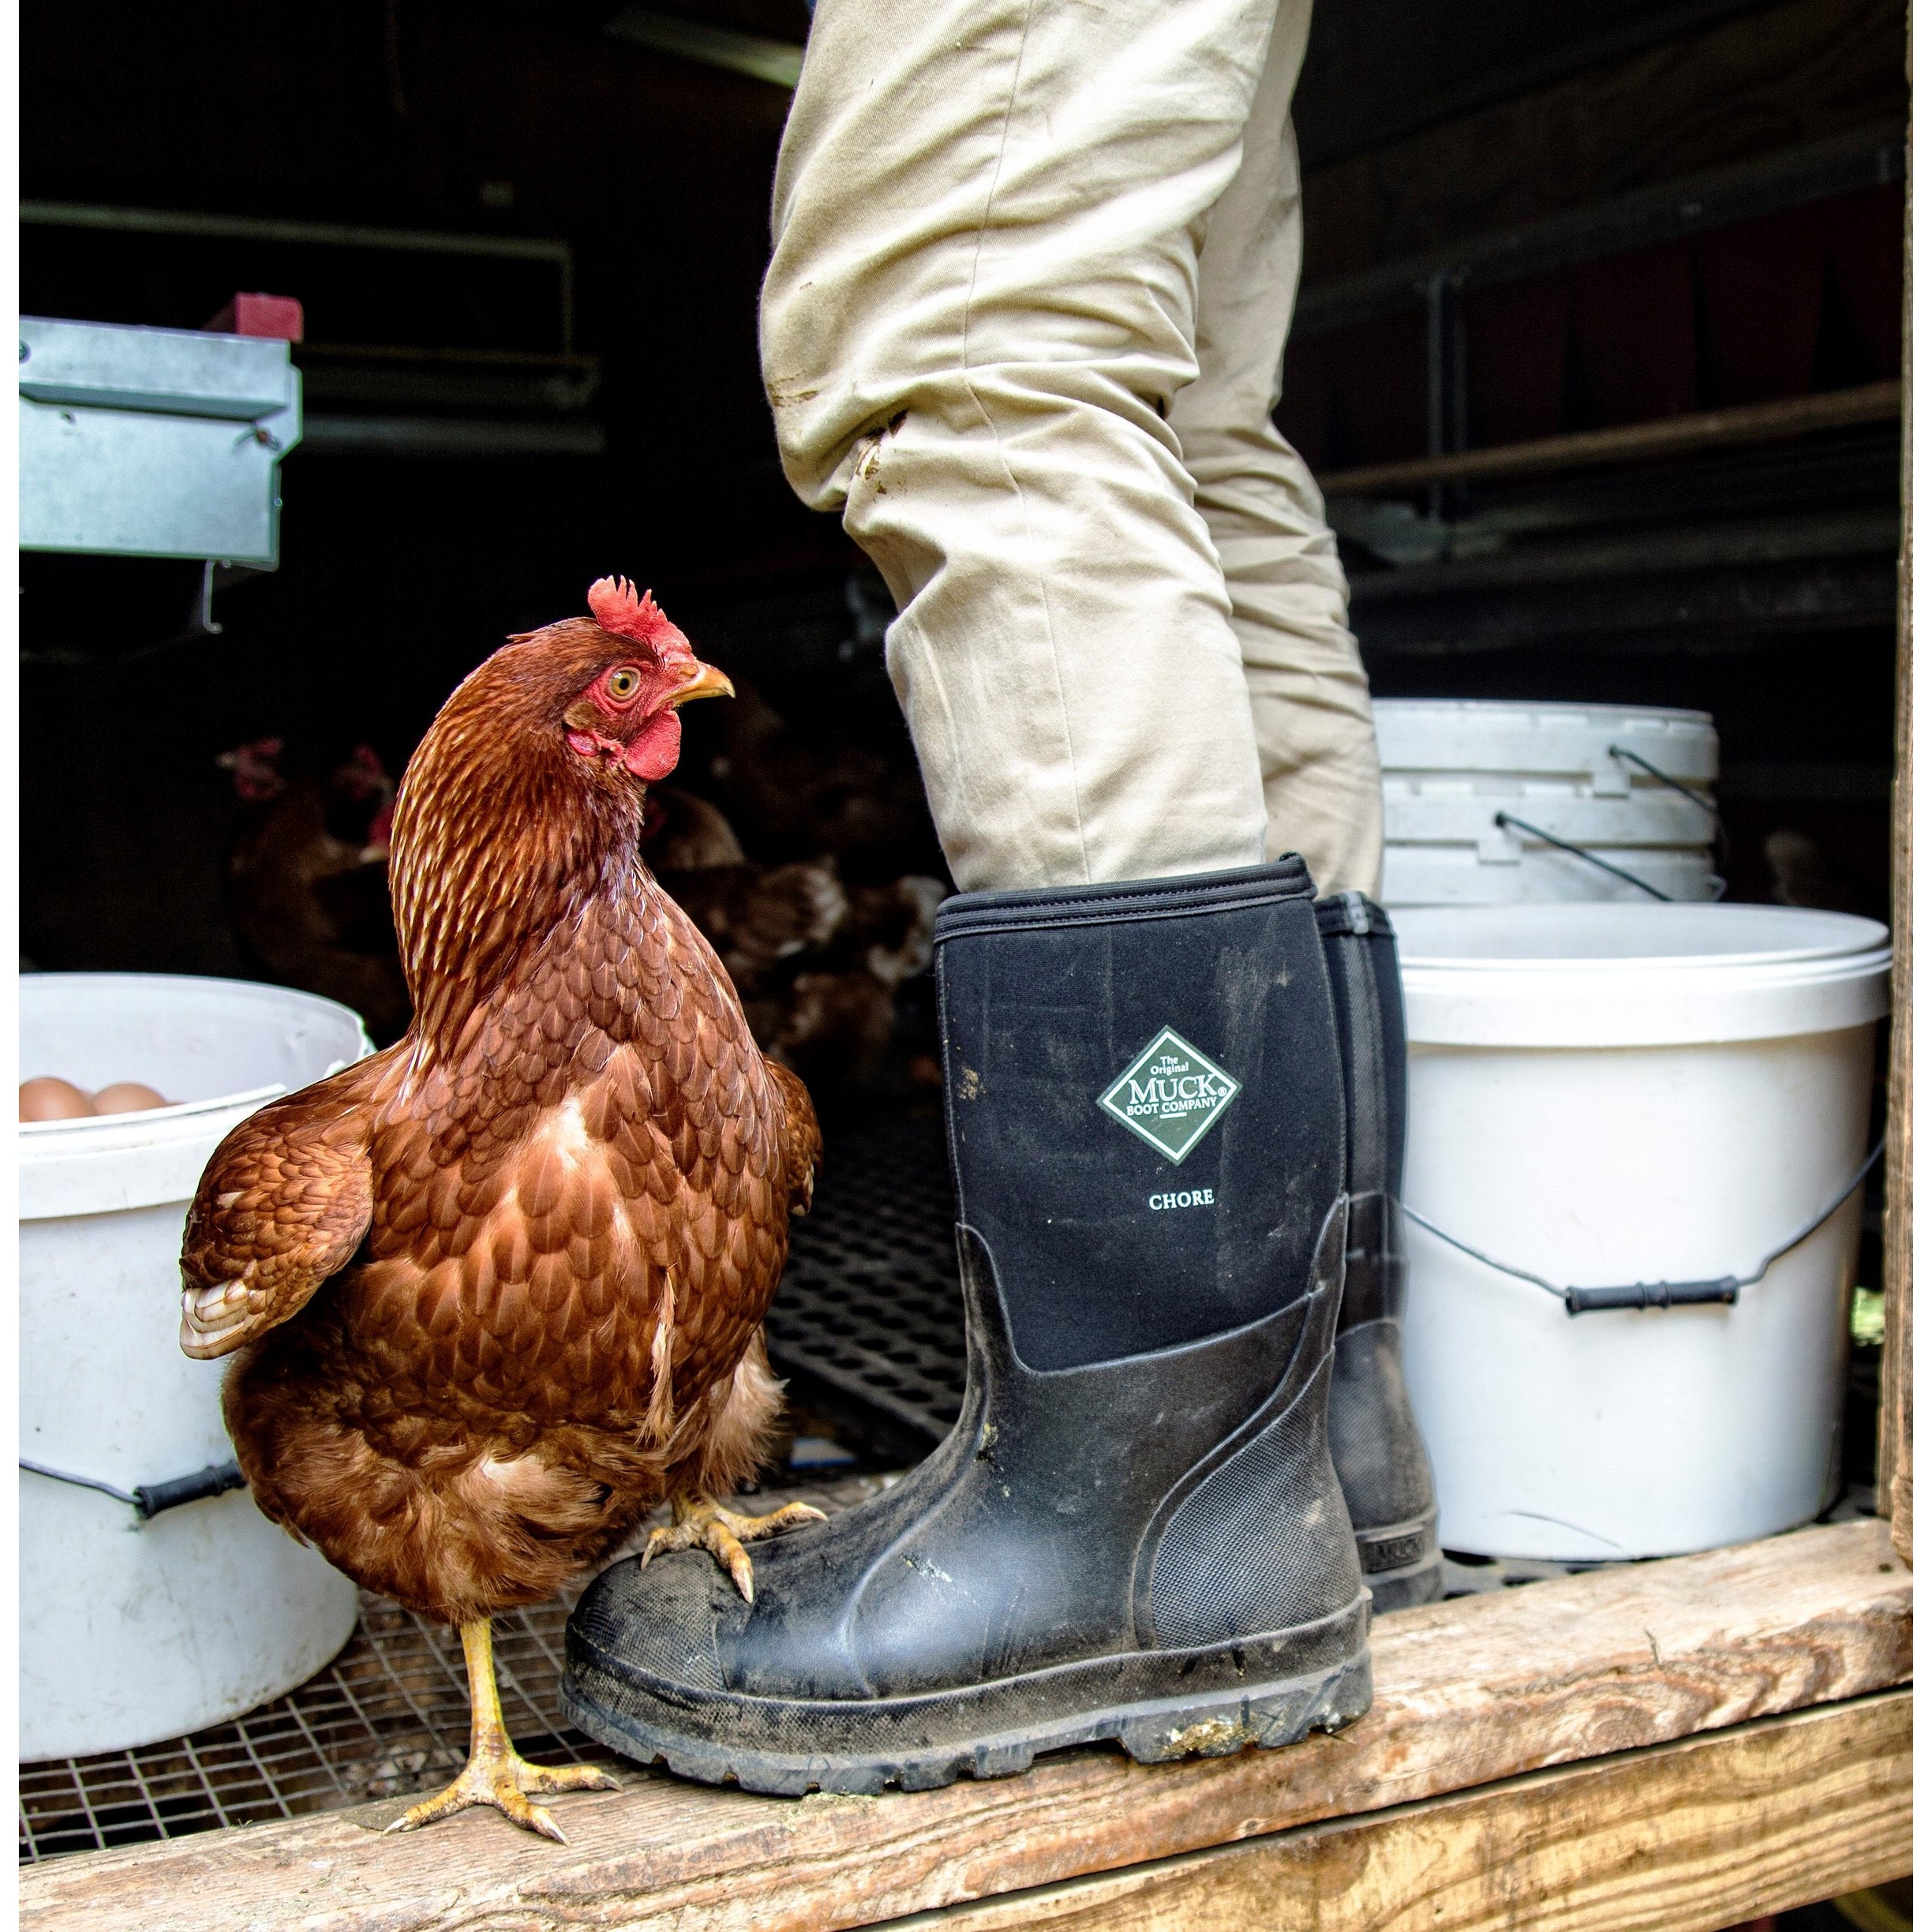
[1173,1,1383,897]
[763,0,1283,891]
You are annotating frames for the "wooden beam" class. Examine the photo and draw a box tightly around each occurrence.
[1879,69,1913,1563]
[892,1690,1912,1932]
[1316,382,1902,500]
[1296,122,1905,340]
[604,7,803,90]
[18,1520,1910,1932]
[1296,0,1788,178]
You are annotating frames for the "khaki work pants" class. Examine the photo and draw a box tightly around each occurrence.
[762,0,1381,896]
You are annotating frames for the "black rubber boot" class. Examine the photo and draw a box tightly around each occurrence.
[1315,891,1443,1611]
[563,859,1372,1795]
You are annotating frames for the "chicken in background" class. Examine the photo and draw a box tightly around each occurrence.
[640,784,856,1023]
[181,580,822,1842]
[650,848,850,988]
[220,739,411,1042]
[746,874,947,1091]
[1763,829,1867,915]
[641,785,945,1094]
[219,727,944,1089]
[638,784,747,871]
[705,680,935,876]
[838,874,948,990]
[748,968,898,1091]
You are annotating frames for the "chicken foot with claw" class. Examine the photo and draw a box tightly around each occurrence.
[386,1619,617,1843]
[640,1494,826,1601]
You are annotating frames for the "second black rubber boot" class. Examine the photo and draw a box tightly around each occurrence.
[563,859,1372,1795]
[1316,891,1443,1611]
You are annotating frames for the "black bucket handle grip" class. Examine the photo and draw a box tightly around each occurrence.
[19,1457,246,1518]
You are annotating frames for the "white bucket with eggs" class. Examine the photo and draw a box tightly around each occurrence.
[20,973,373,1760]
[1393,905,1889,1562]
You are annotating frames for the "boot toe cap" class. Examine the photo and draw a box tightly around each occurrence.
[571,1551,737,1693]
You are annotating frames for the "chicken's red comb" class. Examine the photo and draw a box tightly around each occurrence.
[586,576,693,660]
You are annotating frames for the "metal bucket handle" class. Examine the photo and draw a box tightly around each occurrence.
[1403,1133,1885,1315]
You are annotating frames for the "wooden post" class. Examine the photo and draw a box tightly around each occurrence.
[1882,617,1911,1563]
[1878,68,1912,1566]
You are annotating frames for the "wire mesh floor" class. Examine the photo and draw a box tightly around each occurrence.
[19,1592,597,1863]
[765,1107,968,1456]
[17,1473,890,1864]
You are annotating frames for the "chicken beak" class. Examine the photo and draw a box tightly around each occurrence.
[668,662,736,708]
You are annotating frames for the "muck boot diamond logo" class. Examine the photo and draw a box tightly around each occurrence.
[1096,1027,1241,1165]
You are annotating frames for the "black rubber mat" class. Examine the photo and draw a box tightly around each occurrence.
[765,1109,967,1461]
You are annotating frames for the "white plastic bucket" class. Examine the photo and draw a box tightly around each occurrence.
[1392,905,1890,1562]
[20,974,373,1759]
[1375,698,1721,906]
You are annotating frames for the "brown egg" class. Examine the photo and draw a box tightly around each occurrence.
[92,1082,170,1115]
[20,1077,95,1121]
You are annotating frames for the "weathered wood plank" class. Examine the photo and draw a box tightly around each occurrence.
[886,1691,1912,1932]
[18,1519,1911,1932]
[1881,94,1913,1564]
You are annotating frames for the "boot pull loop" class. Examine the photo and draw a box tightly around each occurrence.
[1402,1133,1884,1316]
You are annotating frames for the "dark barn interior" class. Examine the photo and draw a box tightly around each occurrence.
[17,0,1912,1896]
[21,0,1906,970]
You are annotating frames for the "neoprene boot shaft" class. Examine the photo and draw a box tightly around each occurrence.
[564,859,1373,1795]
[1316,893,1443,1609]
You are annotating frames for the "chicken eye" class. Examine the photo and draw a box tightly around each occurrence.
[607,667,642,702]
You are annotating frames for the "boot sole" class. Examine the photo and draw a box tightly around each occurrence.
[563,1592,1372,1798]
[1364,1550,1444,1613]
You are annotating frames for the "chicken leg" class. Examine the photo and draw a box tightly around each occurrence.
[386,1619,618,1843]
[639,1493,826,1601]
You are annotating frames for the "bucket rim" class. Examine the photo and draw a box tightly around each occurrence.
[21,968,373,1008]
[1371,697,1717,728]
[17,975,374,1203]
[1391,904,1889,972]
[18,1081,286,1137]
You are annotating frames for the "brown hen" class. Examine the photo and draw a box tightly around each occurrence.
[178,578,822,1841]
